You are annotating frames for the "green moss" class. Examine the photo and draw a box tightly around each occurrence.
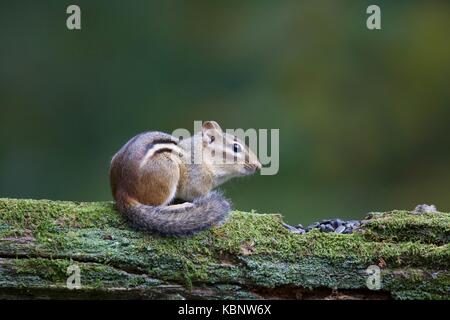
[0,198,125,239]
[383,268,450,300]
[0,198,449,299]
[363,210,450,245]
[2,257,162,289]
[13,258,71,282]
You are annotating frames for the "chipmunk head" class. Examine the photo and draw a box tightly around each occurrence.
[201,121,261,182]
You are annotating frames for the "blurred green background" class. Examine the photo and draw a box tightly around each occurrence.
[1,1,449,224]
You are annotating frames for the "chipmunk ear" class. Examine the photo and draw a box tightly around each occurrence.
[202,121,222,145]
[202,121,222,132]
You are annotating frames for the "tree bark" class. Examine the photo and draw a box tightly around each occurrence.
[0,198,448,299]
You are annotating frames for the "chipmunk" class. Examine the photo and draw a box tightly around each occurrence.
[109,121,261,236]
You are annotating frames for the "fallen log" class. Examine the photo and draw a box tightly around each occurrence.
[0,198,448,299]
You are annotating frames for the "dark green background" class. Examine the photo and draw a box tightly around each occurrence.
[1,1,449,224]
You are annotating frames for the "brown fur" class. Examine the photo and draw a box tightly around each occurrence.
[109,122,261,237]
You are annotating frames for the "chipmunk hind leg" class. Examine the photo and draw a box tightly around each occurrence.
[137,154,180,206]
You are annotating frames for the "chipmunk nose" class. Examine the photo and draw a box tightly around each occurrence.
[244,162,261,173]
[250,161,262,172]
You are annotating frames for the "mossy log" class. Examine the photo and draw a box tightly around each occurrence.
[0,198,448,300]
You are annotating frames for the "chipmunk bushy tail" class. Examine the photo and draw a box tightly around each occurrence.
[116,191,231,237]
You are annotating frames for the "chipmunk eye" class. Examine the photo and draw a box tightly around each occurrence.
[233,143,242,153]
[210,136,215,143]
